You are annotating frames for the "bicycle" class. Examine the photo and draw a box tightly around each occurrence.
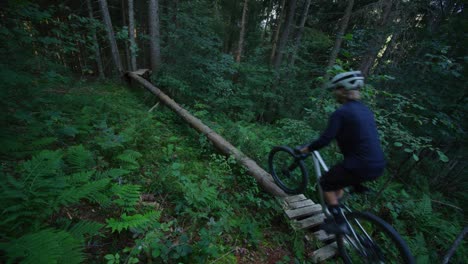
[268,146,415,263]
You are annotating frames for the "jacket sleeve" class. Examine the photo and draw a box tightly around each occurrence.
[308,111,342,151]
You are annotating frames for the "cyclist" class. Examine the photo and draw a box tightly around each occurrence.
[298,70,386,234]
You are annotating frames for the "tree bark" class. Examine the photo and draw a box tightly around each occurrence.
[273,0,297,71]
[289,0,312,68]
[99,0,124,75]
[236,0,249,63]
[261,0,273,42]
[270,0,286,65]
[121,0,131,71]
[126,70,287,197]
[149,0,162,73]
[86,0,105,79]
[326,0,354,68]
[359,0,393,76]
[128,0,137,71]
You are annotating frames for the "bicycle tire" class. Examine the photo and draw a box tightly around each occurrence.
[337,211,415,264]
[268,146,308,194]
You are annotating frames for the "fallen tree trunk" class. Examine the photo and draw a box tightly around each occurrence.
[126,70,287,197]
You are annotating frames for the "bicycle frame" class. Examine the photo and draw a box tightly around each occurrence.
[310,150,330,217]
[310,151,376,256]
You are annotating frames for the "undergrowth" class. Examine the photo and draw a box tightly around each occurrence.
[0,79,465,263]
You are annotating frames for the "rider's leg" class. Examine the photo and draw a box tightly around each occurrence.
[320,165,351,234]
[324,190,341,205]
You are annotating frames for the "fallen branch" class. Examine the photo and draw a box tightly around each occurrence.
[125,70,287,197]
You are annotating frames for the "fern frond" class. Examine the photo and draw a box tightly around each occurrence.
[95,168,130,180]
[0,228,84,264]
[65,145,95,172]
[106,211,161,233]
[68,170,95,184]
[58,178,111,206]
[111,184,141,212]
[116,150,142,170]
[68,220,104,240]
[21,150,63,182]
[88,191,112,207]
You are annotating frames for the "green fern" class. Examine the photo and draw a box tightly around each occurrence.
[111,184,141,212]
[57,178,111,206]
[95,168,130,180]
[68,220,104,240]
[106,211,161,233]
[0,228,84,264]
[65,145,95,172]
[21,150,63,183]
[116,149,142,171]
[68,170,95,184]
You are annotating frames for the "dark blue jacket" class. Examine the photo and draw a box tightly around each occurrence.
[308,100,386,170]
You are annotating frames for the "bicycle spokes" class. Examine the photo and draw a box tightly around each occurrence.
[339,212,413,264]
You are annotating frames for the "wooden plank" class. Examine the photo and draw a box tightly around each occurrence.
[285,204,322,219]
[282,194,307,203]
[312,230,335,242]
[287,199,314,209]
[293,213,326,229]
[310,242,338,263]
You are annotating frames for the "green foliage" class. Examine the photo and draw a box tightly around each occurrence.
[106,211,161,233]
[0,229,84,264]
[110,184,141,212]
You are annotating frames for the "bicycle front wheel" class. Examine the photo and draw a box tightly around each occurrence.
[268,146,308,194]
[337,211,415,264]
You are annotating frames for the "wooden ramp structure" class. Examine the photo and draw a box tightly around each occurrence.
[280,194,338,263]
[125,70,338,263]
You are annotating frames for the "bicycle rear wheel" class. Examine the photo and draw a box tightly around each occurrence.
[337,211,415,264]
[268,146,308,194]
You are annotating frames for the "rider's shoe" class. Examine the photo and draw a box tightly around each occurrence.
[321,217,350,235]
[322,205,351,235]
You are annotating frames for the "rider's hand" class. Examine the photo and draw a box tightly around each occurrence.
[295,145,310,155]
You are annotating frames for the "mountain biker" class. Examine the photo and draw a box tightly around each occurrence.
[298,71,386,234]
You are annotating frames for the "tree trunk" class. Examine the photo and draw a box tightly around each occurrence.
[126,71,287,197]
[122,0,131,71]
[149,0,162,73]
[270,0,286,65]
[236,0,249,63]
[289,0,312,68]
[261,0,273,42]
[273,0,297,71]
[86,0,105,79]
[374,31,399,74]
[128,0,137,71]
[359,0,393,76]
[326,0,354,68]
[99,0,124,75]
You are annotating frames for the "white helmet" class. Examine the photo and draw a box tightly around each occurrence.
[328,71,364,90]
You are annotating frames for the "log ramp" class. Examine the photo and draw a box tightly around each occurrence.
[125,70,338,262]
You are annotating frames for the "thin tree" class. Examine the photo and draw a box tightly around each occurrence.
[236,0,249,63]
[289,0,312,68]
[121,0,131,71]
[359,0,393,76]
[86,0,105,78]
[273,0,297,71]
[326,0,354,68]
[149,0,162,73]
[99,0,124,75]
[128,0,137,70]
[270,0,286,65]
